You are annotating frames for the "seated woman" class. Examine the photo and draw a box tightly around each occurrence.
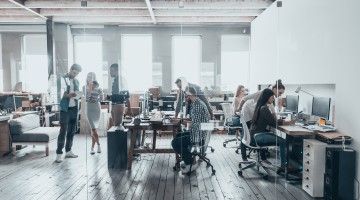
[250,88,292,173]
[171,87,210,174]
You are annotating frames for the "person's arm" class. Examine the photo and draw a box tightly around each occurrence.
[61,78,75,99]
[261,106,283,128]
[239,92,257,111]
[175,90,182,118]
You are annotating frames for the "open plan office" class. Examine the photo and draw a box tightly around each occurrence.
[0,0,359,200]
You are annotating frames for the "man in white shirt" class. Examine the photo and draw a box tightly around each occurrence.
[56,64,82,163]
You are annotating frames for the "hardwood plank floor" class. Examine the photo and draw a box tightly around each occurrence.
[0,133,315,200]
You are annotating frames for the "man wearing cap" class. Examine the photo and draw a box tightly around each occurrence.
[174,77,213,119]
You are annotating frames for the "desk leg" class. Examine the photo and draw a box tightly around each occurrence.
[141,130,146,147]
[152,130,157,150]
[285,136,290,180]
[127,129,137,170]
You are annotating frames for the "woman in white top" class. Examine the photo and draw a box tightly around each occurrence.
[232,85,246,114]
[85,72,103,154]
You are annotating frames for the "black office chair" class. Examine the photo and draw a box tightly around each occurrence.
[173,123,216,176]
[238,115,271,179]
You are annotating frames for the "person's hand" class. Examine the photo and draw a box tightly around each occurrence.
[283,119,295,125]
[68,92,77,98]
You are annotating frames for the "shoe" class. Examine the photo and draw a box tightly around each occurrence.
[180,161,186,169]
[181,163,198,174]
[116,125,126,131]
[97,145,101,153]
[55,154,62,163]
[90,148,95,155]
[65,151,78,158]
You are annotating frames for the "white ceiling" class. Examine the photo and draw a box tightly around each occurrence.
[0,0,274,25]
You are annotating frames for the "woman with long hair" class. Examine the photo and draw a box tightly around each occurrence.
[232,85,246,113]
[250,88,291,172]
[85,72,103,154]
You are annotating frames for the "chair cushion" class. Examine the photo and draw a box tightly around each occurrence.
[9,114,40,135]
[11,127,60,143]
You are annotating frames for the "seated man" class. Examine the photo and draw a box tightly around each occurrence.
[171,87,210,174]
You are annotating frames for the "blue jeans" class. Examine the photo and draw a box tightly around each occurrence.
[56,107,78,154]
[171,132,192,165]
[253,132,286,166]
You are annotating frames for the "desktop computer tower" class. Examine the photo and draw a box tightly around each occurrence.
[324,147,355,200]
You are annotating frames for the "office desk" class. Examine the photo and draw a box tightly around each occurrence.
[124,120,181,170]
[276,125,315,181]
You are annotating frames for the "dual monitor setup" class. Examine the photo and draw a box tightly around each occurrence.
[285,95,331,120]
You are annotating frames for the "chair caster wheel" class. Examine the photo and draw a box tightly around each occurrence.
[238,171,243,176]
[212,170,216,175]
[235,149,239,154]
[206,163,210,167]
[211,148,215,152]
[238,163,242,168]
[223,143,226,147]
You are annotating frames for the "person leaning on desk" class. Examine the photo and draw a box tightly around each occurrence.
[249,88,295,174]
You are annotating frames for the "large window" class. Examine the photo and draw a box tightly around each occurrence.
[121,34,152,92]
[221,35,250,91]
[74,35,105,90]
[172,35,202,86]
[21,34,48,93]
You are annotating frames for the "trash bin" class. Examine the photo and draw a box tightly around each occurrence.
[107,126,130,169]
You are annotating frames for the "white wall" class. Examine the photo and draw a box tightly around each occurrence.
[251,0,360,182]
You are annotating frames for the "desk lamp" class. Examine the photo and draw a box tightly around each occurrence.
[295,86,314,97]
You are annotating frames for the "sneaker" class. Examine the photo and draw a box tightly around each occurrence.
[180,161,186,169]
[90,148,95,155]
[97,145,101,153]
[116,125,126,131]
[55,154,62,163]
[181,163,199,174]
[65,151,78,158]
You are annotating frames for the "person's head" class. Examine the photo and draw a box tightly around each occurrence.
[271,79,285,97]
[68,64,82,79]
[252,88,275,124]
[91,81,99,90]
[185,87,197,102]
[109,63,118,78]
[175,78,182,89]
[86,72,96,84]
[14,82,23,92]
[235,85,246,97]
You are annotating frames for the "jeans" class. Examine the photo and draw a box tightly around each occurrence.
[171,132,192,165]
[56,107,78,154]
[253,132,286,166]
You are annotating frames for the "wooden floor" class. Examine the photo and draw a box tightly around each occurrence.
[0,133,315,200]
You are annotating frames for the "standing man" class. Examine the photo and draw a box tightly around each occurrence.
[174,77,213,119]
[56,64,82,163]
[109,63,131,130]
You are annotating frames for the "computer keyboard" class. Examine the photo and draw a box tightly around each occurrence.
[302,124,336,132]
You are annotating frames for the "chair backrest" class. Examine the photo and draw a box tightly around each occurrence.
[240,114,252,147]
[220,103,233,120]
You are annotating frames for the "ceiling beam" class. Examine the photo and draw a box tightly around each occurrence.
[0,16,45,23]
[51,16,254,24]
[38,8,261,17]
[7,0,47,19]
[24,0,271,10]
[0,8,35,16]
[144,0,156,24]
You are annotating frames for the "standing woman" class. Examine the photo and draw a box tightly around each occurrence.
[85,72,103,154]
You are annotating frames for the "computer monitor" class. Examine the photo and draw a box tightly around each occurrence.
[312,97,331,120]
[159,96,176,111]
[0,95,22,111]
[285,95,299,113]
